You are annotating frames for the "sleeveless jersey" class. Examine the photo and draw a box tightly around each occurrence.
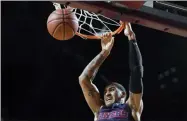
[97,103,135,121]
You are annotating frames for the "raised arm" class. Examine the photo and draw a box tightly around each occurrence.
[125,23,144,121]
[79,33,114,114]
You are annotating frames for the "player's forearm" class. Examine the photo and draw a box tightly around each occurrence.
[129,39,143,70]
[129,39,143,93]
[79,50,110,82]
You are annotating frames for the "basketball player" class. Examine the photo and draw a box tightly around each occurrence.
[79,22,144,121]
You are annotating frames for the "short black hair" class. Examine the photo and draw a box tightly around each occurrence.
[105,82,126,94]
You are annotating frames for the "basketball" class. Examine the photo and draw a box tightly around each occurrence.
[47,8,79,40]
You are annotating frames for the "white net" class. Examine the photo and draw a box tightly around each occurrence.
[72,8,121,38]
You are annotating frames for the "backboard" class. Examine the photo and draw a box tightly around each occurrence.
[56,1,187,38]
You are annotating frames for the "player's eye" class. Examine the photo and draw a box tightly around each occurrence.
[110,87,115,91]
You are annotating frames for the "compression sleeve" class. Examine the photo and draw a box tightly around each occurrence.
[129,39,143,93]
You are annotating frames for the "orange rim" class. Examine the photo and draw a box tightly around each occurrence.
[75,21,125,39]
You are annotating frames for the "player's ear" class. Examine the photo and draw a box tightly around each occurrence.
[121,91,126,98]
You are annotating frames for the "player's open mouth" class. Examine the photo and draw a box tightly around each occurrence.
[106,98,112,101]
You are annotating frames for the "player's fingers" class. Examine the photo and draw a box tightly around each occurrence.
[109,32,112,38]
[106,32,109,37]
[105,32,109,37]
[101,33,106,40]
[108,32,111,37]
[101,34,104,39]
[104,33,107,37]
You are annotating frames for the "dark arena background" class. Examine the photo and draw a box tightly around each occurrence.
[1,1,187,121]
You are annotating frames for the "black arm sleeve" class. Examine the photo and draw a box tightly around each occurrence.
[129,39,143,93]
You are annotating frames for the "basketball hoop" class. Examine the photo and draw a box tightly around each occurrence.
[72,8,125,39]
[52,2,125,40]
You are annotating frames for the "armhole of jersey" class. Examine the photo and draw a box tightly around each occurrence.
[94,105,103,121]
[95,105,103,116]
[126,103,136,121]
[124,102,131,111]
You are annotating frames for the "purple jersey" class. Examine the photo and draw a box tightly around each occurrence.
[97,103,135,121]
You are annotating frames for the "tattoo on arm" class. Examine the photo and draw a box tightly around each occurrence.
[88,88,97,97]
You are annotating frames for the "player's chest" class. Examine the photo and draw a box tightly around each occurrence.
[97,109,129,121]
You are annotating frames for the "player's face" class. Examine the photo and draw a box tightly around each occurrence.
[104,85,121,107]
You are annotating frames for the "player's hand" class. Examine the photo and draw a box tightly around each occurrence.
[124,22,136,41]
[101,32,114,53]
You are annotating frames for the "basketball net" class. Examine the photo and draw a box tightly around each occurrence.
[53,3,124,40]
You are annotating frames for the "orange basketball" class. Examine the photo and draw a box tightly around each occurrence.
[47,8,79,40]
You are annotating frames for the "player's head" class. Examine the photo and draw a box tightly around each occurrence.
[104,82,126,107]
